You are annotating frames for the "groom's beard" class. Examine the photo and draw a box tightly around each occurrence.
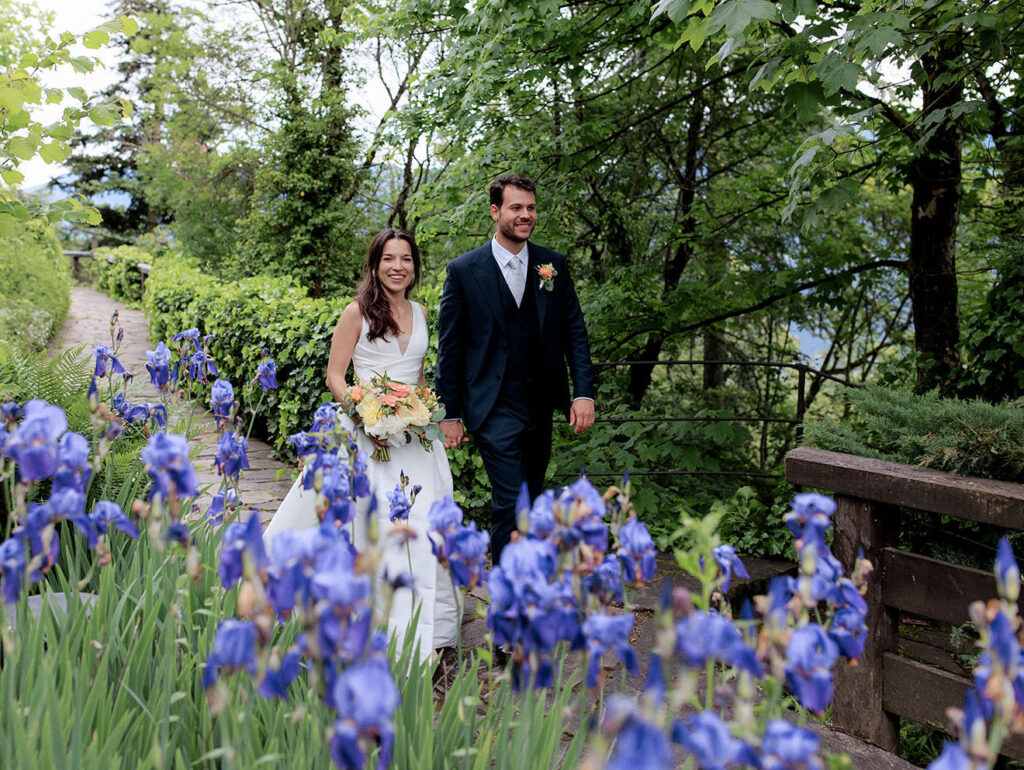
[498,217,534,244]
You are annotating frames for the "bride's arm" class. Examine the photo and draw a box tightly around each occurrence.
[326,302,362,401]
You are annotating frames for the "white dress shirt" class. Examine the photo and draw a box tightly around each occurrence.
[491,238,528,307]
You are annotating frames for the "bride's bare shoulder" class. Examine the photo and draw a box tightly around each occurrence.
[335,301,362,332]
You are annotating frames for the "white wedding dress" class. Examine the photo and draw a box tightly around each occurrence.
[263,303,460,660]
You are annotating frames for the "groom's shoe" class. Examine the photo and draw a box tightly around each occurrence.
[492,645,511,669]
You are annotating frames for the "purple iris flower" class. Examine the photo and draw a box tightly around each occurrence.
[1,399,22,424]
[57,431,90,470]
[527,490,557,539]
[90,500,140,540]
[436,522,489,589]
[256,358,278,391]
[257,649,302,700]
[146,342,173,390]
[387,483,412,522]
[52,432,92,493]
[172,327,201,351]
[87,378,100,411]
[760,719,822,770]
[564,476,607,518]
[209,378,234,419]
[218,511,268,588]
[618,517,657,584]
[141,431,199,501]
[988,610,1020,669]
[675,610,763,677]
[601,696,673,770]
[50,486,87,532]
[93,344,126,378]
[303,449,339,491]
[214,431,250,480]
[582,613,638,687]
[188,350,218,382]
[671,710,759,770]
[996,537,1020,602]
[320,467,354,526]
[712,543,749,593]
[15,502,59,579]
[202,619,258,689]
[499,537,558,584]
[585,553,625,606]
[486,568,565,659]
[0,537,26,604]
[927,742,970,770]
[330,658,400,770]
[785,492,836,543]
[785,623,840,713]
[427,494,463,533]
[830,606,867,659]
[166,521,190,547]
[123,402,167,427]
[206,488,239,526]
[288,431,320,459]
[5,399,67,482]
[311,402,337,433]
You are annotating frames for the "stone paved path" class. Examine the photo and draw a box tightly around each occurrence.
[51,285,916,769]
[51,286,294,524]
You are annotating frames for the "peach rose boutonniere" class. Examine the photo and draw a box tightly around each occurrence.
[537,263,557,292]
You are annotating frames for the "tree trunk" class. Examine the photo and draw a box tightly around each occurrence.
[907,35,964,391]
[627,100,705,405]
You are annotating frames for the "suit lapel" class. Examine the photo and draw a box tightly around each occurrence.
[529,244,548,331]
[468,245,509,337]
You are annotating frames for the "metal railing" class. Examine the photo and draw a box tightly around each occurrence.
[552,359,853,480]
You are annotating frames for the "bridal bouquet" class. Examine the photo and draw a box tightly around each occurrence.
[342,373,445,461]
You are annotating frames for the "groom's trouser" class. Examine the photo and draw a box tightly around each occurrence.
[474,400,552,565]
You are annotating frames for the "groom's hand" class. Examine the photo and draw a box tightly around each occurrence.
[569,399,595,434]
[441,419,466,448]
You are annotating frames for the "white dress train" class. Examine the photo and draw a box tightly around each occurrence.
[263,303,461,660]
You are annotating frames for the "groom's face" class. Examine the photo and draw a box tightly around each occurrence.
[491,186,536,245]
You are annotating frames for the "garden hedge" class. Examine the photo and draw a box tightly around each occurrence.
[0,222,70,351]
[143,255,346,455]
[89,245,152,303]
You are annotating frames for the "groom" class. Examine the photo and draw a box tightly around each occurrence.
[436,173,595,563]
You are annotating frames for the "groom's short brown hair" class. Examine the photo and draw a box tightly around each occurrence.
[490,173,536,207]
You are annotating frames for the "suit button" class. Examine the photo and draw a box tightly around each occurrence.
[495,375,501,381]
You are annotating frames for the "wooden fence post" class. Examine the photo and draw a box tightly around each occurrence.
[831,494,900,750]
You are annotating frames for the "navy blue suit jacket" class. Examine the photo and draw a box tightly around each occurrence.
[436,241,595,433]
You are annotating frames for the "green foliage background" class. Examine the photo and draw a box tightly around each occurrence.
[0,222,70,351]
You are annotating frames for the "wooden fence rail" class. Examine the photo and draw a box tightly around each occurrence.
[785,446,1024,758]
[64,250,150,291]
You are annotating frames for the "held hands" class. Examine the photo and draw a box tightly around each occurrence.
[441,419,467,449]
[569,398,595,434]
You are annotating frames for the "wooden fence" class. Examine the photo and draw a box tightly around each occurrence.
[64,250,151,290]
[785,446,1024,758]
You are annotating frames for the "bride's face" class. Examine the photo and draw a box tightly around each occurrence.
[378,238,415,296]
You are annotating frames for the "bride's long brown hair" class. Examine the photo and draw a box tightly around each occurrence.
[357,228,422,342]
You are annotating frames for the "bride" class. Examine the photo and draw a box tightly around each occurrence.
[263,228,460,661]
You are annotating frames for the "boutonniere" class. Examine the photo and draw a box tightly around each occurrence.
[536,263,557,292]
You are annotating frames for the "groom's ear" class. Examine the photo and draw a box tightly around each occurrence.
[490,203,500,222]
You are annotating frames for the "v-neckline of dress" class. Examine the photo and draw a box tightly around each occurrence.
[394,301,417,358]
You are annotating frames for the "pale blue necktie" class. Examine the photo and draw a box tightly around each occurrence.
[506,255,525,307]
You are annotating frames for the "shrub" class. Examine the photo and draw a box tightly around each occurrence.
[90,244,152,303]
[143,254,346,454]
[802,384,1024,483]
[0,222,70,351]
